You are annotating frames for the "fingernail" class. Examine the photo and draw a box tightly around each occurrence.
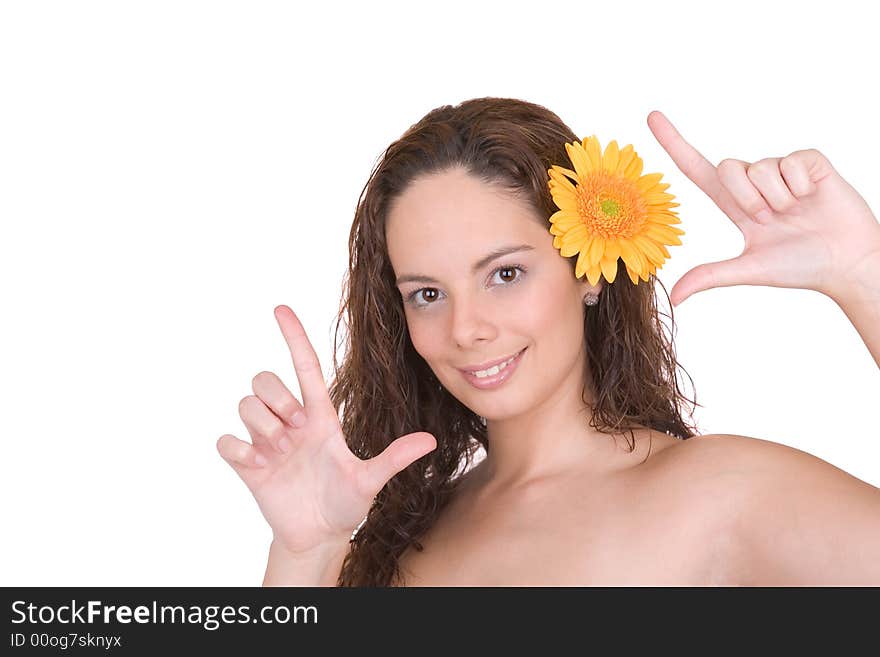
[255,453,268,467]
[278,437,292,453]
[291,411,306,428]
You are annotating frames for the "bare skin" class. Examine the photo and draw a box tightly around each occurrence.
[218,110,880,586]
[395,428,744,586]
[219,301,880,586]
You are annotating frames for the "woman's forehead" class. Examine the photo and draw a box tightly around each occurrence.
[387,172,545,251]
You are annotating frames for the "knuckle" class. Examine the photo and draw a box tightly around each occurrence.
[716,157,734,173]
[267,423,287,444]
[236,444,250,463]
[745,161,770,180]
[295,355,319,373]
[717,158,738,173]
[783,148,815,164]
[277,401,298,420]
[781,198,801,213]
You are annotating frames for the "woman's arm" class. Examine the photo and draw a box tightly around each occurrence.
[263,538,350,587]
[726,436,880,586]
[827,251,880,368]
[683,434,880,586]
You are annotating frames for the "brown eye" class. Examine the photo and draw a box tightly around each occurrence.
[407,287,441,308]
[491,264,526,286]
[407,264,526,311]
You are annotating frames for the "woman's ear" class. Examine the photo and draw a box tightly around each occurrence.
[578,277,603,299]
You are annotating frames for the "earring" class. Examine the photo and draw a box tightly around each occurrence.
[583,292,599,306]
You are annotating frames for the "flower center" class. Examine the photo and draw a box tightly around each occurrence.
[600,198,620,216]
[575,172,648,239]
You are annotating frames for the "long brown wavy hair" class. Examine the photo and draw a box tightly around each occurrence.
[327,96,702,586]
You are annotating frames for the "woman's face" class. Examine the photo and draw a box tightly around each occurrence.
[385,166,601,420]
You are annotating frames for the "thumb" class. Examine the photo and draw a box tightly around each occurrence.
[361,432,437,497]
[671,255,756,306]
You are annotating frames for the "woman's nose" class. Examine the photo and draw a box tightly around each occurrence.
[449,295,496,346]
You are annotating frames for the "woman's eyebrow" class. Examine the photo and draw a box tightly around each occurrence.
[395,244,535,286]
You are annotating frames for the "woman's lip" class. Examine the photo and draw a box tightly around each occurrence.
[459,347,526,390]
[458,348,526,373]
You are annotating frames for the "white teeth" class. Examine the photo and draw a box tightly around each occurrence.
[471,353,518,378]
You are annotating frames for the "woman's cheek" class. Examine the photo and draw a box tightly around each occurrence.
[406,317,441,360]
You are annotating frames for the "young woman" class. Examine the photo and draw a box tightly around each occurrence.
[217,97,880,586]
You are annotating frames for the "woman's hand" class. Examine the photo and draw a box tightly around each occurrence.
[647,110,880,306]
[216,305,437,555]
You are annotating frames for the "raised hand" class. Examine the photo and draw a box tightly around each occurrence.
[647,110,880,306]
[216,305,437,555]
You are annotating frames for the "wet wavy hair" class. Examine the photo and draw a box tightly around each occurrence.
[327,96,702,586]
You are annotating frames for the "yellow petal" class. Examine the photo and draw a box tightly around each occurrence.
[644,192,676,204]
[603,140,620,173]
[587,265,602,286]
[559,222,588,244]
[550,189,579,212]
[549,165,579,184]
[549,209,582,232]
[631,234,667,266]
[603,238,621,263]
[566,141,592,177]
[644,224,686,243]
[560,234,587,258]
[587,234,605,267]
[600,255,618,283]
[617,144,636,173]
[583,135,602,171]
[575,246,591,279]
[548,173,578,196]
[632,243,648,274]
[647,232,682,247]
[625,264,640,285]
[624,153,643,179]
[648,212,682,225]
[636,172,665,192]
[617,238,642,274]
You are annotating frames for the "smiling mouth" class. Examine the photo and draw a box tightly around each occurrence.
[459,348,525,375]
[459,347,527,384]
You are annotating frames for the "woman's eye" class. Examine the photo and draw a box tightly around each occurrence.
[493,266,520,284]
[409,288,440,305]
[406,264,527,309]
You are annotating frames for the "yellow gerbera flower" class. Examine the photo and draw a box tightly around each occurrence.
[547,135,685,286]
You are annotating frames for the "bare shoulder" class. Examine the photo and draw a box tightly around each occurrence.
[634,433,763,582]
[651,431,854,479]
[663,431,879,492]
[658,432,880,585]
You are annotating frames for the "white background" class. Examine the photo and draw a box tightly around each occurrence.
[1,1,878,586]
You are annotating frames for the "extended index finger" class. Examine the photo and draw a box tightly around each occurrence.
[273,304,331,413]
[647,110,723,202]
